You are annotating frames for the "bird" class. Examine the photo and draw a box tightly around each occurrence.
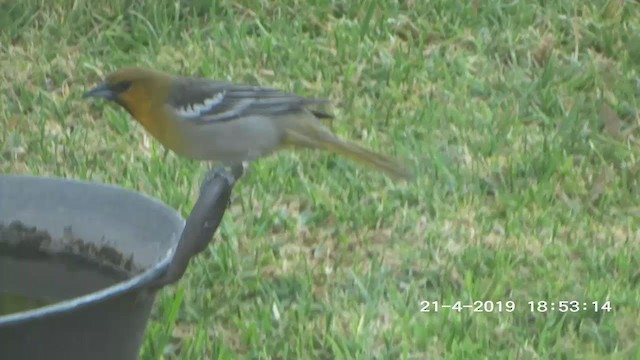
[83,66,413,181]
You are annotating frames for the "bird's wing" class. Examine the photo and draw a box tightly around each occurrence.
[167,77,332,123]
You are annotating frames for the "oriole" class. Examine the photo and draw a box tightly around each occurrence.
[84,67,412,180]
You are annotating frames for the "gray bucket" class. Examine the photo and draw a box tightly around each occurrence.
[0,168,241,360]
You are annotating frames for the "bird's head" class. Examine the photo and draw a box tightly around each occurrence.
[83,66,171,115]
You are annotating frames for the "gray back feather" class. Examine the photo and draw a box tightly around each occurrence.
[167,77,332,123]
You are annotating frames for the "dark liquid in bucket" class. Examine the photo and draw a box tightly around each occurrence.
[0,222,133,316]
[0,292,53,315]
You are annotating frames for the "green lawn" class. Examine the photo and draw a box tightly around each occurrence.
[2,0,640,358]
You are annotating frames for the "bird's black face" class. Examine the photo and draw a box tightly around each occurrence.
[83,80,132,101]
[84,67,170,117]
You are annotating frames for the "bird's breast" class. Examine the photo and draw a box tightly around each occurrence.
[169,114,283,164]
[131,106,187,156]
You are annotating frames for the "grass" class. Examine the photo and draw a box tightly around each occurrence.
[1,0,640,358]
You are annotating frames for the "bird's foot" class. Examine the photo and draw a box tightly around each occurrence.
[202,167,235,192]
[201,162,249,193]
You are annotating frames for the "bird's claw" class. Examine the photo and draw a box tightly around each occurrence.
[200,162,248,193]
[202,167,235,193]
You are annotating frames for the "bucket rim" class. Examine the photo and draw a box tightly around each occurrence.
[0,174,185,326]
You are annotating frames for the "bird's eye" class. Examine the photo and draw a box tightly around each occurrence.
[111,80,132,93]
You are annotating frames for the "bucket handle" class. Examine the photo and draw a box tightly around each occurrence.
[147,165,244,289]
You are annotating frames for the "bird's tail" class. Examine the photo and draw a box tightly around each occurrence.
[284,128,413,181]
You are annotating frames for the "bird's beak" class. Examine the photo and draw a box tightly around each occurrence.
[83,82,116,100]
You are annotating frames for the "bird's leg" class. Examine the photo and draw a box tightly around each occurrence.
[200,161,248,193]
[201,165,233,192]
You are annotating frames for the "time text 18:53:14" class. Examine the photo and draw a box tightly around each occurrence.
[419,300,612,313]
[528,301,612,313]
